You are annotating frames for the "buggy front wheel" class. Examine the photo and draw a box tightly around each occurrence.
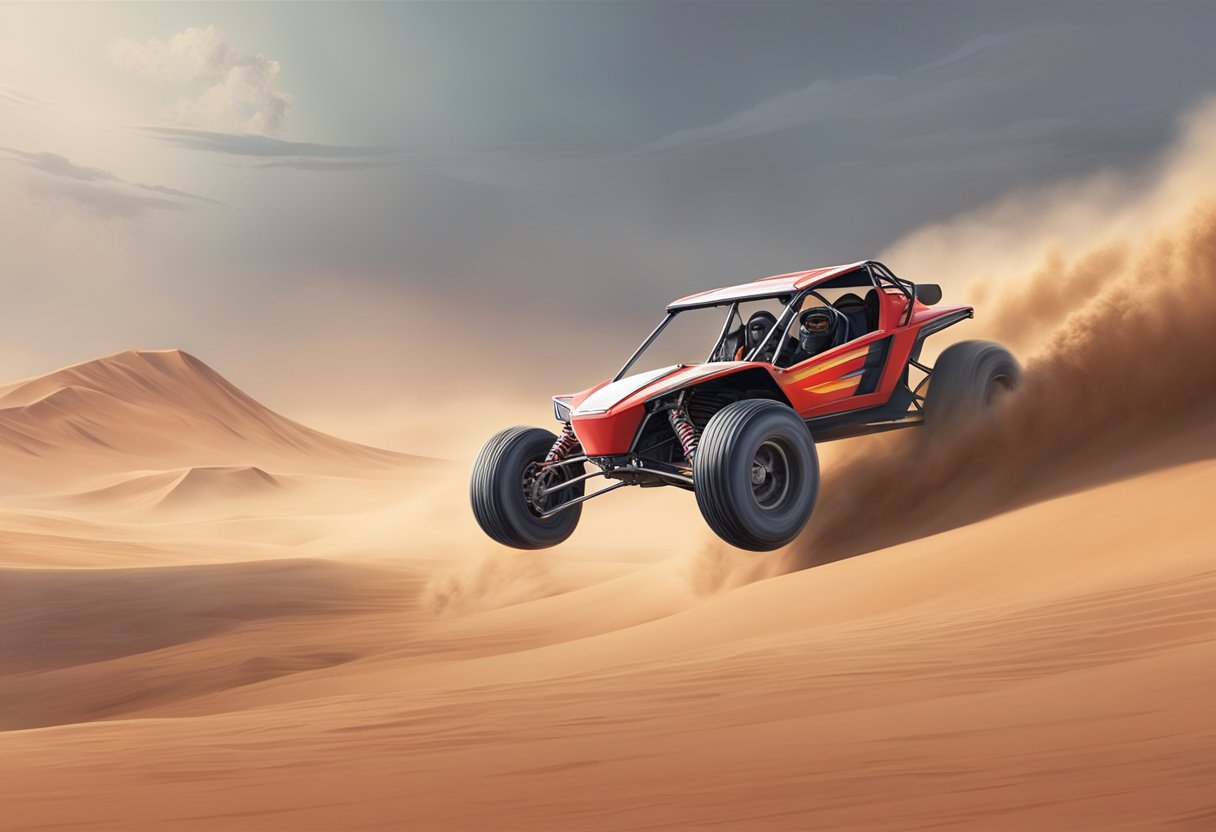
[470,426,585,549]
[693,400,820,552]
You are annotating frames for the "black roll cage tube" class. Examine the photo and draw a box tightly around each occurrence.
[613,313,675,381]
[866,261,917,326]
[613,261,919,382]
[708,302,741,362]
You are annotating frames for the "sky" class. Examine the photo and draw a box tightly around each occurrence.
[2,1,1215,448]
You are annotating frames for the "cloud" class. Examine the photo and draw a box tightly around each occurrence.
[26,179,187,218]
[111,25,293,136]
[918,33,1014,72]
[139,125,393,158]
[630,30,1044,155]
[136,182,222,204]
[633,76,888,154]
[137,125,396,172]
[0,146,221,214]
[1,148,119,183]
[252,159,392,172]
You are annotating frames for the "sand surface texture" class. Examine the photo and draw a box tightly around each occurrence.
[0,348,1213,831]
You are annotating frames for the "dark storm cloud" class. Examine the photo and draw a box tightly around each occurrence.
[623,21,1202,170]
[631,32,1024,155]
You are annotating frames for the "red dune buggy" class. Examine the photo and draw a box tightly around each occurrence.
[471,260,1019,551]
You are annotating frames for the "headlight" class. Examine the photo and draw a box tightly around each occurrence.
[552,396,573,422]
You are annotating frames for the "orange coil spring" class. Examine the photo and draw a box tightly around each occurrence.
[667,407,698,462]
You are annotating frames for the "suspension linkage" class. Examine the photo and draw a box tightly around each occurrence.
[537,481,630,518]
[538,455,588,470]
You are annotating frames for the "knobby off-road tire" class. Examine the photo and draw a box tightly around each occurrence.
[693,400,820,552]
[922,339,1021,436]
[470,426,585,550]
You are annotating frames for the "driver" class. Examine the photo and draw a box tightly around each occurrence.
[795,307,841,361]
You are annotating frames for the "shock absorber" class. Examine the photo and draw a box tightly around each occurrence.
[668,406,698,463]
[545,422,580,462]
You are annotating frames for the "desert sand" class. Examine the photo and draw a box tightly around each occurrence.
[0,336,1212,832]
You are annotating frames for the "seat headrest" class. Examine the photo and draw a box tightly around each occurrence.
[833,292,866,312]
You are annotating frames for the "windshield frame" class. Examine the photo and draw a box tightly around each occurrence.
[613,292,805,381]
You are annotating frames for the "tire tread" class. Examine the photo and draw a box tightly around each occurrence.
[694,399,819,551]
[470,426,583,549]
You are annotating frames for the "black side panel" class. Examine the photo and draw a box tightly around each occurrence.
[804,399,915,440]
[803,309,975,442]
[854,336,891,396]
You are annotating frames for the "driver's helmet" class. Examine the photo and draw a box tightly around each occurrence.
[745,310,778,351]
[799,307,837,355]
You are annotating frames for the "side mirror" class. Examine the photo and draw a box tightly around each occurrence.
[915,284,943,305]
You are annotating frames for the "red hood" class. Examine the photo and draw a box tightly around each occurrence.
[568,362,774,456]
[571,362,762,416]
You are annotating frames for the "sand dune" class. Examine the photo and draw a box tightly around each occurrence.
[48,465,282,511]
[0,348,424,490]
[156,465,282,505]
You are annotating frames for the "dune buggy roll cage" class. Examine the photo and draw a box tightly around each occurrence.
[613,261,920,381]
[522,261,946,521]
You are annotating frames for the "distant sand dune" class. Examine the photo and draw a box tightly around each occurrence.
[157,465,281,507]
[55,465,284,511]
[0,349,426,490]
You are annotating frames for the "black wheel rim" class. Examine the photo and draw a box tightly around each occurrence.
[522,460,549,516]
[522,460,574,517]
[750,440,790,510]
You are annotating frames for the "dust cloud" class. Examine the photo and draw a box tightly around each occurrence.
[693,98,1216,590]
[791,170,1216,567]
[421,552,557,617]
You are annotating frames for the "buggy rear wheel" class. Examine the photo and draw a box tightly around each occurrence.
[922,339,1021,436]
[470,426,584,549]
[693,400,819,552]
